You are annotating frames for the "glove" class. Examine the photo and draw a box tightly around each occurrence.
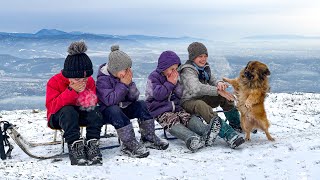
[76,90,98,111]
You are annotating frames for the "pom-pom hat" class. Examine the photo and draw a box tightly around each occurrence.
[107,45,132,75]
[62,41,93,78]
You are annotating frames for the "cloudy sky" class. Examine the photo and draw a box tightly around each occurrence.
[0,0,319,40]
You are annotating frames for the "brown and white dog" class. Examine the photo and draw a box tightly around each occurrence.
[223,61,274,141]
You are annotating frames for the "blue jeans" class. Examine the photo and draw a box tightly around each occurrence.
[100,100,153,129]
[49,106,103,144]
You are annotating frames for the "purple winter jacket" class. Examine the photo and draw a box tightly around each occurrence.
[145,51,183,118]
[96,63,140,111]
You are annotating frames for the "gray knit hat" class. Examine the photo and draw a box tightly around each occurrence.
[188,42,208,61]
[107,45,132,75]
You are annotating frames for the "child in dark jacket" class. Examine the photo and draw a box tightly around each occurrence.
[145,51,221,152]
[96,45,169,158]
[46,41,103,166]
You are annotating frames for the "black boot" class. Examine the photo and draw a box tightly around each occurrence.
[139,119,169,150]
[86,139,103,166]
[68,139,87,166]
[168,123,205,152]
[116,124,149,158]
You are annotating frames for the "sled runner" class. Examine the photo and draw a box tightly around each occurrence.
[1,120,121,160]
[6,122,67,159]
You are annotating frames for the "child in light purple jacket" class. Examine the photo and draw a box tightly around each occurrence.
[96,45,168,158]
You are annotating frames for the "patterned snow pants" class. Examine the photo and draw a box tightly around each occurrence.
[157,110,191,130]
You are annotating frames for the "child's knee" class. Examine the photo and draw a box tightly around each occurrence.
[104,105,123,115]
[135,100,148,110]
[194,100,211,112]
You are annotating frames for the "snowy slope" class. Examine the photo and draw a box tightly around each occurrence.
[0,93,319,180]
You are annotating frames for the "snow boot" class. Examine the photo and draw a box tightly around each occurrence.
[217,117,245,149]
[116,123,149,158]
[139,119,169,150]
[86,139,103,166]
[224,108,243,133]
[68,139,87,166]
[168,123,205,152]
[186,115,220,146]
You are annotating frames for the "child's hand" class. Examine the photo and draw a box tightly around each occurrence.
[167,70,178,85]
[217,81,228,91]
[217,90,235,101]
[69,81,86,93]
[120,68,133,86]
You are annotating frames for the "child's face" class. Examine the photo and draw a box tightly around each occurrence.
[163,64,179,77]
[193,54,208,67]
[115,68,131,78]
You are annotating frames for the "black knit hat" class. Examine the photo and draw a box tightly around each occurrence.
[62,41,93,78]
[188,42,208,61]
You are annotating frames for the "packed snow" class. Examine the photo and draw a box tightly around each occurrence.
[0,93,319,180]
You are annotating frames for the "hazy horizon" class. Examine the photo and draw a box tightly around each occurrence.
[2,28,320,41]
[1,0,320,40]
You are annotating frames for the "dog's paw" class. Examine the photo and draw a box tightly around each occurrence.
[222,77,230,82]
[268,137,275,141]
[245,102,252,109]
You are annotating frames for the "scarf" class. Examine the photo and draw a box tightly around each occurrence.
[192,63,210,81]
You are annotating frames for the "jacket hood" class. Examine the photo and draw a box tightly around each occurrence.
[97,63,113,78]
[156,51,181,72]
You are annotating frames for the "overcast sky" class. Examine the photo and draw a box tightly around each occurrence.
[0,0,319,40]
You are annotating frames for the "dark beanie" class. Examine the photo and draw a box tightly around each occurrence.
[188,42,208,61]
[62,41,93,78]
[107,45,132,75]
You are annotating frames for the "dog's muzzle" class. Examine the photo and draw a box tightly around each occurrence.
[244,71,254,80]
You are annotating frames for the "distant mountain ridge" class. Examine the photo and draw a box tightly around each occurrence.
[243,34,320,40]
[0,29,197,41]
[35,29,68,36]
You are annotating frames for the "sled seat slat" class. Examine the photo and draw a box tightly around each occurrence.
[50,124,121,152]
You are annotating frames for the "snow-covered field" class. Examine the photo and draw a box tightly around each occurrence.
[0,93,319,180]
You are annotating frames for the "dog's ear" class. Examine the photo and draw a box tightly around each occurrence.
[264,68,271,76]
[245,61,252,70]
[259,68,271,80]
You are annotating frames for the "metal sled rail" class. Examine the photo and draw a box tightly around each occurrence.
[7,127,67,160]
[7,126,120,160]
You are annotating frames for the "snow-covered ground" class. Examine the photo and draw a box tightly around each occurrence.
[0,93,320,180]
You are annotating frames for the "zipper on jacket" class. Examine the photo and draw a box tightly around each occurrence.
[168,91,175,112]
